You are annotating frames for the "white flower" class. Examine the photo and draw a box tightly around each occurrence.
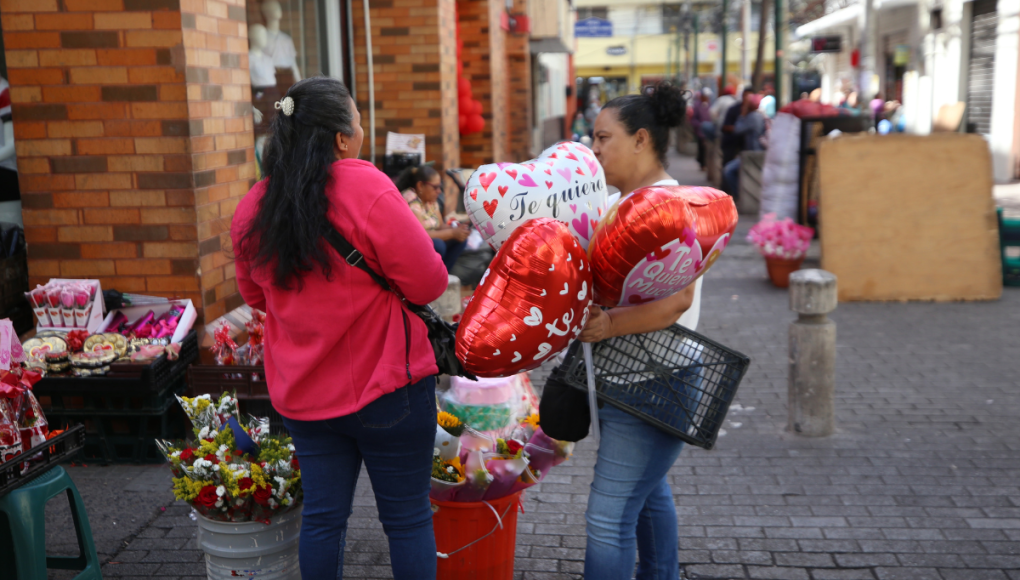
[215,499,223,508]
[198,426,211,440]
[434,448,440,456]
[216,486,226,497]
[212,464,220,472]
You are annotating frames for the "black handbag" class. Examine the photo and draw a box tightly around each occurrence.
[324,226,477,381]
[537,341,598,442]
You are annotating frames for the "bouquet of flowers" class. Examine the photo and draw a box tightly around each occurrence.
[430,408,572,503]
[746,213,815,261]
[157,393,301,523]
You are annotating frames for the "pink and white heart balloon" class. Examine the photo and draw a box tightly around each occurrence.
[463,141,608,251]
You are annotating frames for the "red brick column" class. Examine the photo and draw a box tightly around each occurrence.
[459,0,508,167]
[505,0,531,161]
[350,0,460,181]
[0,0,254,321]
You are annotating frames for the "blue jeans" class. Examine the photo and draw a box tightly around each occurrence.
[282,377,438,580]
[723,157,741,200]
[433,237,466,271]
[584,405,687,580]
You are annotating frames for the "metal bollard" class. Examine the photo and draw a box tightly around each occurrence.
[788,269,837,437]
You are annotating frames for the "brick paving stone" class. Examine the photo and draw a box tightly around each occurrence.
[745,565,812,579]
[811,569,879,580]
[874,568,944,580]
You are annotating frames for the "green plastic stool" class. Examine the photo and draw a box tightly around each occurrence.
[0,465,102,580]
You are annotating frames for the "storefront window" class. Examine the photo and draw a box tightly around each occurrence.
[247,0,346,172]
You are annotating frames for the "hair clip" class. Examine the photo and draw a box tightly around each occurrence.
[275,96,295,116]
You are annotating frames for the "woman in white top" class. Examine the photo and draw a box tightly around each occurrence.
[577,82,697,580]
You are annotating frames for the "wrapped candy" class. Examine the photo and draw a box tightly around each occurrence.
[124,310,156,339]
[0,399,22,464]
[213,322,238,366]
[107,311,129,334]
[46,288,63,328]
[65,330,89,353]
[60,288,75,328]
[73,287,91,328]
[152,306,184,340]
[245,310,266,366]
[26,286,51,327]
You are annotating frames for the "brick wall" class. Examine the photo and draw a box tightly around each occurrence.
[349,0,459,185]
[505,0,530,161]
[459,0,507,167]
[1,0,254,322]
[179,0,255,322]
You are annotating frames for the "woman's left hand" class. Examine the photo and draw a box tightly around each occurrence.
[579,307,612,343]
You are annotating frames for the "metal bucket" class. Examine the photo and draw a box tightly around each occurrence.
[196,507,302,579]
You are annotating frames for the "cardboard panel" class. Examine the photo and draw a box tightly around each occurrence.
[817,133,1002,301]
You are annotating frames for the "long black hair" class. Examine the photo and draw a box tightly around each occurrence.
[236,77,355,290]
[394,164,439,193]
[603,82,687,167]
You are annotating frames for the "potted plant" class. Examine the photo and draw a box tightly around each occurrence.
[158,393,302,580]
[747,213,815,288]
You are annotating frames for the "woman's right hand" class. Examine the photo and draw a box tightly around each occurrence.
[451,227,469,242]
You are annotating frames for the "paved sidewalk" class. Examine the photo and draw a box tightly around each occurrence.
[56,152,1019,580]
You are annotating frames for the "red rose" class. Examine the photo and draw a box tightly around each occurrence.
[291,458,300,470]
[234,449,243,456]
[252,485,273,506]
[237,477,254,493]
[204,453,219,464]
[194,485,219,508]
[179,448,194,461]
[506,439,524,455]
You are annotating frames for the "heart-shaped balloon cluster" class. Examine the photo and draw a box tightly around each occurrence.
[589,185,738,306]
[463,142,608,251]
[455,218,593,377]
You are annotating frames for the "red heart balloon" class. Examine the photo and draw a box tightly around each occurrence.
[588,186,737,306]
[456,218,593,377]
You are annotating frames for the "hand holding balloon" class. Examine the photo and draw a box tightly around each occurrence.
[578,308,612,343]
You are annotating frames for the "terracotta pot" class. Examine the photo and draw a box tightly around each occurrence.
[765,257,804,288]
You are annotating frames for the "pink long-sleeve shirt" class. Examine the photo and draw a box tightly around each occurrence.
[231,158,449,421]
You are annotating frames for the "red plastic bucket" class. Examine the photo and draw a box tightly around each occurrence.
[431,491,523,580]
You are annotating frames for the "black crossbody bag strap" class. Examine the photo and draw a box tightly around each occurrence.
[323,227,393,293]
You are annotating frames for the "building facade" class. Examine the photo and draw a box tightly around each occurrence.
[0,0,572,321]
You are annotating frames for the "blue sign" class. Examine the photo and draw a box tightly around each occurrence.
[575,17,613,37]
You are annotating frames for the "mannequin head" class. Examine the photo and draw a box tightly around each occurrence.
[261,0,282,25]
[248,24,268,51]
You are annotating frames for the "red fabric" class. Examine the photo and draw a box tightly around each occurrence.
[231,159,449,421]
[779,100,842,118]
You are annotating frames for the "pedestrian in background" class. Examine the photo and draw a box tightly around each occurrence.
[689,92,712,171]
[397,164,469,271]
[231,77,447,580]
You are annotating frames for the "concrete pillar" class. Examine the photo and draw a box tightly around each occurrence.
[788,269,837,437]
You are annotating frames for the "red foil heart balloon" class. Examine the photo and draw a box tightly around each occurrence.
[456,218,593,377]
[588,186,737,306]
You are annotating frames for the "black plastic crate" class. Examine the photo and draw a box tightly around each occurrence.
[560,325,750,450]
[0,424,86,497]
[34,330,199,396]
[237,399,288,436]
[41,379,189,464]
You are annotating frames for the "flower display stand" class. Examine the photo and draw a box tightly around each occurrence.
[196,506,302,580]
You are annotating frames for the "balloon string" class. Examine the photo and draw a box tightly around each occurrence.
[582,342,600,445]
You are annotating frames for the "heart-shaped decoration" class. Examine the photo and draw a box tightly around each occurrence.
[456,219,593,377]
[588,185,737,306]
[464,142,608,251]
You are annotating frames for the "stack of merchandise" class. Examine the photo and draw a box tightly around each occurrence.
[431,373,572,503]
[211,311,265,366]
[157,392,302,523]
[25,281,98,330]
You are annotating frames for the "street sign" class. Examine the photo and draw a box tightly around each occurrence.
[575,18,613,37]
[810,36,842,53]
[606,46,627,56]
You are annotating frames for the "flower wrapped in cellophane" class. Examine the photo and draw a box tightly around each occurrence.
[158,392,302,523]
[428,374,574,503]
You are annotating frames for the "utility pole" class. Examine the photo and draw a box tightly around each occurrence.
[858,0,876,98]
[693,14,700,85]
[774,0,783,104]
[741,0,751,87]
[720,0,728,94]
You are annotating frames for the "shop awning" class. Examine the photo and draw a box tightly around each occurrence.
[794,0,917,39]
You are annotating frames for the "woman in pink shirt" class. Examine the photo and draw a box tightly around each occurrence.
[231,77,448,580]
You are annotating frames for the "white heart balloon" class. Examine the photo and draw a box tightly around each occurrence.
[463,141,608,251]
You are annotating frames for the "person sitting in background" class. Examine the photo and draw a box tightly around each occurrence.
[571,112,590,141]
[709,85,737,127]
[689,92,712,171]
[722,93,766,199]
[396,165,468,270]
